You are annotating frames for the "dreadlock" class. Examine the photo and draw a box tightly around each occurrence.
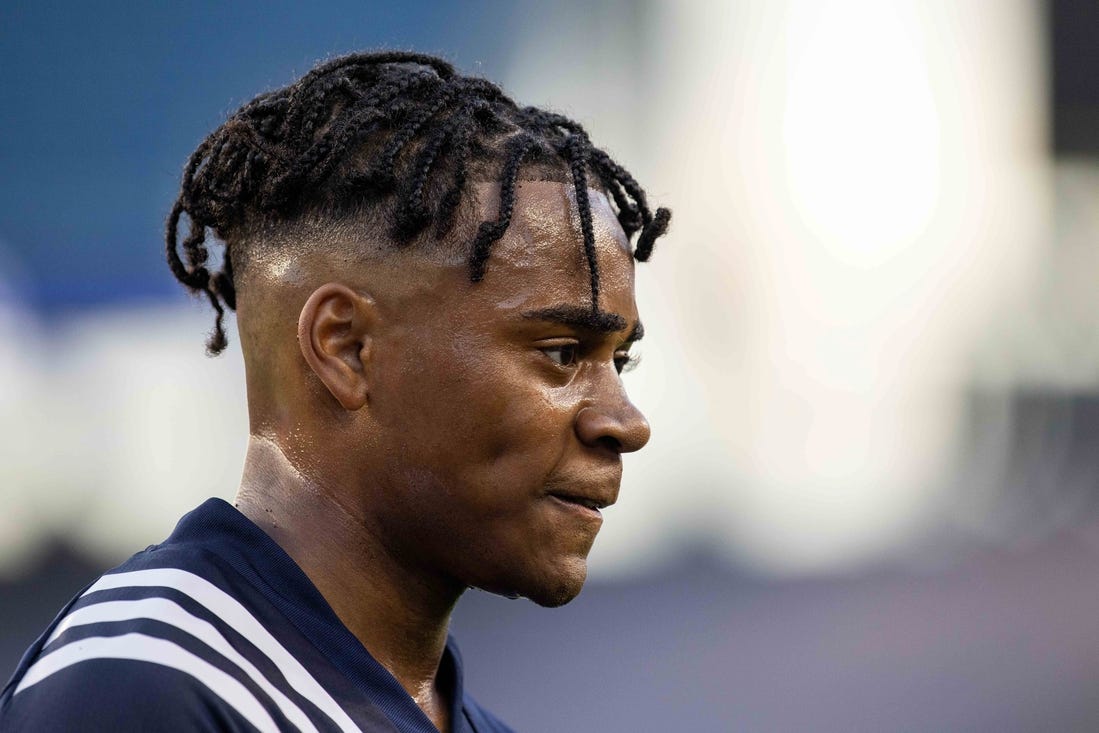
[166,51,670,355]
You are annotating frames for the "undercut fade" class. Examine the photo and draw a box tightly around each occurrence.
[166,51,671,355]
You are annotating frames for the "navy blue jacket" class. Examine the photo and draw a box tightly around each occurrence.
[0,499,515,733]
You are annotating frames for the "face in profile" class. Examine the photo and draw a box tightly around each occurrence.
[365,180,651,607]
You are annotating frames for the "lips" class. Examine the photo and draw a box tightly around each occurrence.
[548,492,610,511]
[544,467,620,515]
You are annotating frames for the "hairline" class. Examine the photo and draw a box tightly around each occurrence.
[231,176,616,283]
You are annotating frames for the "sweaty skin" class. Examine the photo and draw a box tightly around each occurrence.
[233,181,650,732]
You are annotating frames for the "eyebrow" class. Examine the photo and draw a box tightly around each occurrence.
[521,305,644,341]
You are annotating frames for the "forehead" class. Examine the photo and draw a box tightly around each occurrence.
[466,181,636,312]
[475,181,630,262]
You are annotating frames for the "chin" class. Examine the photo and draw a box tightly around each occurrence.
[516,560,590,608]
[524,581,584,608]
[476,558,589,607]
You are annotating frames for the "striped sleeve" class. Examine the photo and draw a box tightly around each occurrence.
[2,568,365,733]
[5,646,269,732]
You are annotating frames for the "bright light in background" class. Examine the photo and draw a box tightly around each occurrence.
[782,2,939,265]
[659,0,1047,573]
[508,0,1049,575]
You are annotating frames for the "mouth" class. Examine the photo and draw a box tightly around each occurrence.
[548,493,609,512]
[545,484,617,523]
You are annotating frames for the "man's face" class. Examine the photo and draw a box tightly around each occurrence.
[364,181,650,607]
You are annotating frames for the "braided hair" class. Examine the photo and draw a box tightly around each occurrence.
[166,51,671,354]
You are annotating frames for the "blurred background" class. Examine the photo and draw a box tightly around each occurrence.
[3,1,1099,730]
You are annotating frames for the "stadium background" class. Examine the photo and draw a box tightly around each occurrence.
[4,1,1099,729]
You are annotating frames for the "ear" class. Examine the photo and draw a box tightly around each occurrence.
[297,283,377,411]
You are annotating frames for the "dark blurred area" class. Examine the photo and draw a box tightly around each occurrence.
[1051,0,1099,154]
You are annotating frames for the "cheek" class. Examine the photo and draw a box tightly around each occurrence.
[420,335,560,430]
[376,328,583,489]
[480,389,564,460]
[457,373,577,470]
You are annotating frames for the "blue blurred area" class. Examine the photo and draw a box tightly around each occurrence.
[0,0,515,312]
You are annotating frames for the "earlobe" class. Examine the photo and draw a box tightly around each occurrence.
[297,283,376,411]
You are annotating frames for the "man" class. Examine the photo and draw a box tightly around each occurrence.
[0,51,669,732]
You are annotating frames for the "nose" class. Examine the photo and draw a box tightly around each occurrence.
[575,384,651,454]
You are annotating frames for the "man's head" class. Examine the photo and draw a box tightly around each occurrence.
[166,51,669,605]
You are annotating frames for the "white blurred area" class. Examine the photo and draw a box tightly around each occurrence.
[0,1,1083,580]
[0,301,249,577]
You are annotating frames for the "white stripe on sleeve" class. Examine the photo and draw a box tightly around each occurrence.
[82,568,362,733]
[14,633,280,733]
[44,598,318,733]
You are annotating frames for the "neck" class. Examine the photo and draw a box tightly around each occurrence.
[235,436,461,730]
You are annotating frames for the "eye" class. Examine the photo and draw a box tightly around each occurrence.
[614,351,640,374]
[541,343,579,367]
